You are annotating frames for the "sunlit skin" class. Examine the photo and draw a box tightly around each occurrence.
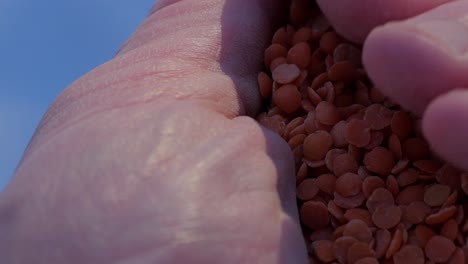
[1,0,468,263]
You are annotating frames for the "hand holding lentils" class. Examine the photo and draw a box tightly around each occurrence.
[256,1,468,263]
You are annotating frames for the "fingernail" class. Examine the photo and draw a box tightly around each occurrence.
[406,18,468,56]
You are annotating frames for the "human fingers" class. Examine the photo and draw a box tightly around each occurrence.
[423,89,468,172]
[316,0,454,43]
[363,1,468,115]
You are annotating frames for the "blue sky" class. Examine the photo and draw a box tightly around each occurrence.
[0,0,155,190]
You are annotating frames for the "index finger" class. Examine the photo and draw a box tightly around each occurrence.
[316,0,455,43]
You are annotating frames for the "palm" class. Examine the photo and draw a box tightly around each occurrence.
[3,0,468,263]
[4,100,304,263]
[0,1,306,263]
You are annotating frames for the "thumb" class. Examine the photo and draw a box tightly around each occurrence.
[362,1,468,170]
[316,0,453,43]
[423,90,468,172]
[363,1,468,115]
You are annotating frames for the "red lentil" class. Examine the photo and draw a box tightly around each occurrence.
[328,61,356,82]
[396,185,425,205]
[333,153,358,176]
[414,225,436,248]
[372,205,402,229]
[334,236,358,263]
[425,236,456,262]
[312,240,336,262]
[391,159,410,175]
[461,174,468,195]
[424,184,451,207]
[386,226,404,259]
[272,63,301,84]
[391,111,412,139]
[273,84,302,113]
[355,257,379,264]
[292,27,312,45]
[271,27,288,46]
[334,191,365,209]
[320,31,340,55]
[301,201,329,229]
[270,56,287,71]
[296,162,308,184]
[386,175,399,197]
[366,188,394,213]
[343,219,373,243]
[315,173,337,195]
[354,81,371,106]
[413,160,442,174]
[393,245,424,264]
[448,247,465,264]
[396,169,419,187]
[325,148,346,171]
[346,119,371,148]
[402,138,431,161]
[388,134,403,160]
[364,131,385,150]
[369,86,385,104]
[264,43,288,68]
[296,178,319,200]
[436,165,462,191]
[289,123,306,139]
[362,177,386,199]
[404,201,431,224]
[364,104,393,130]
[311,72,329,90]
[336,173,363,197]
[257,72,272,99]
[328,200,346,223]
[444,190,459,207]
[316,101,341,126]
[333,43,362,67]
[348,144,363,163]
[288,42,311,69]
[374,229,392,259]
[425,206,457,225]
[344,208,373,227]
[347,242,375,264]
[440,219,459,241]
[364,147,395,175]
[288,133,306,149]
[303,130,333,161]
[310,228,333,242]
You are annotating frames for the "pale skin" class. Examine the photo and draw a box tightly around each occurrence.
[1,0,467,263]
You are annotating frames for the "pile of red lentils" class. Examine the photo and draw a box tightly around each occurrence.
[256,1,468,263]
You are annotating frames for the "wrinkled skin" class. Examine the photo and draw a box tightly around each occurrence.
[2,0,468,263]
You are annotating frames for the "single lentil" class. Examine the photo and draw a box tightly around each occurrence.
[425,236,456,262]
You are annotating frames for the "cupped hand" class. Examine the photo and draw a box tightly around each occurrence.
[0,1,307,263]
[318,0,468,172]
[3,0,468,263]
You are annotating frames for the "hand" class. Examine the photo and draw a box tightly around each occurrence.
[318,0,468,172]
[0,1,307,263]
[2,0,467,263]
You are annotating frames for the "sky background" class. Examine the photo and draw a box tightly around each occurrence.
[0,0,155,190]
